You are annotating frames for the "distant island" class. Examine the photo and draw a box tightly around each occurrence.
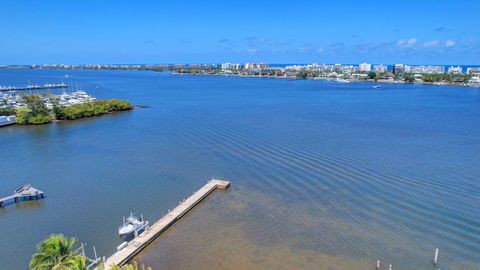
[0,92,132,125]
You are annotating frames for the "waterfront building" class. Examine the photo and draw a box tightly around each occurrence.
[468,76,480,83]
[359,63,372,72]
[447,66,463,74]
[373,64,387,73]
[285,65,305,71]
[393,64,405,74]
[221,63,241,70]
[404,65,445,74]
[466,67,480,75]
[244,63,269,70]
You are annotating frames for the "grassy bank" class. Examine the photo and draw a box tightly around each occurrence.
[0,108,16,116]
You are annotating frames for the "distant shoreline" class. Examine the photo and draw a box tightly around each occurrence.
[172,72,478,88]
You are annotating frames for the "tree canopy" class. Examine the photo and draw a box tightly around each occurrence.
[30,234,83,270]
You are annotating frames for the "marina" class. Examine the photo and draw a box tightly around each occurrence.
[0,184,44,208]
[103,179,230,269]
[0,90,96,110]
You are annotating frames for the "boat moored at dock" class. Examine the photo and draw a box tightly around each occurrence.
[119,212,149,237]
[104,178,230,269]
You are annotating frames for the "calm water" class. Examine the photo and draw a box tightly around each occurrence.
[0,69,479,270]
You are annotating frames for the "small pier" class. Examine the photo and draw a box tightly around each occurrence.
[0,184,44,208]
[103,179,230,269]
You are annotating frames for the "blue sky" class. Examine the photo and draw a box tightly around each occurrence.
[1,0,479,65]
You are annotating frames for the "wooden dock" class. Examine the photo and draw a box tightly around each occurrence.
[103,179,230,269]
[0,184,44,208]
[0,83,68,92]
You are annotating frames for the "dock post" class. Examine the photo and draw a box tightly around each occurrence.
[388,264,392,270]
[376,260,380,270]
[433,248,439,265]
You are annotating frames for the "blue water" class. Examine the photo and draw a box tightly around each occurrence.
[0,69,479,269]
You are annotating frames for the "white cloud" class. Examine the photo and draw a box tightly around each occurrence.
[445,39,456,47]
[397,38,417,48]
[422,40,439,48]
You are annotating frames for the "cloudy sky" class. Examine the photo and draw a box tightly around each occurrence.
[1,0,479,65]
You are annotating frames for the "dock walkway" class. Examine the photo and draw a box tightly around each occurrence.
[0,184,44,207]
[0,83,68,92]
[103,179,230,269]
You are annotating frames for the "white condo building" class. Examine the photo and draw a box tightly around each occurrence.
[466,67,480,75]
[447,66,463,74]
[359,63,372,72]
[404,65,445,74]
[221,63,241,70]
[373,64,387,73]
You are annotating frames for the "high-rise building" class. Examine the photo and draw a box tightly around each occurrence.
[447,66,463,74]
[244,63,269,70]
[359,63,372,72]
[466,67,480,75]
[393,64,405,74]
[221,63,241,70]
[404,65,445,74]
[373,64,387,73]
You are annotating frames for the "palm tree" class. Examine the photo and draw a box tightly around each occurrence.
[70,257,88,270]
[30,234,83,270]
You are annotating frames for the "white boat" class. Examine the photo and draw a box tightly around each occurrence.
[335,78,350,83]
[0,115,16,127]
[118,212,148,236]
[373,85,382,89]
